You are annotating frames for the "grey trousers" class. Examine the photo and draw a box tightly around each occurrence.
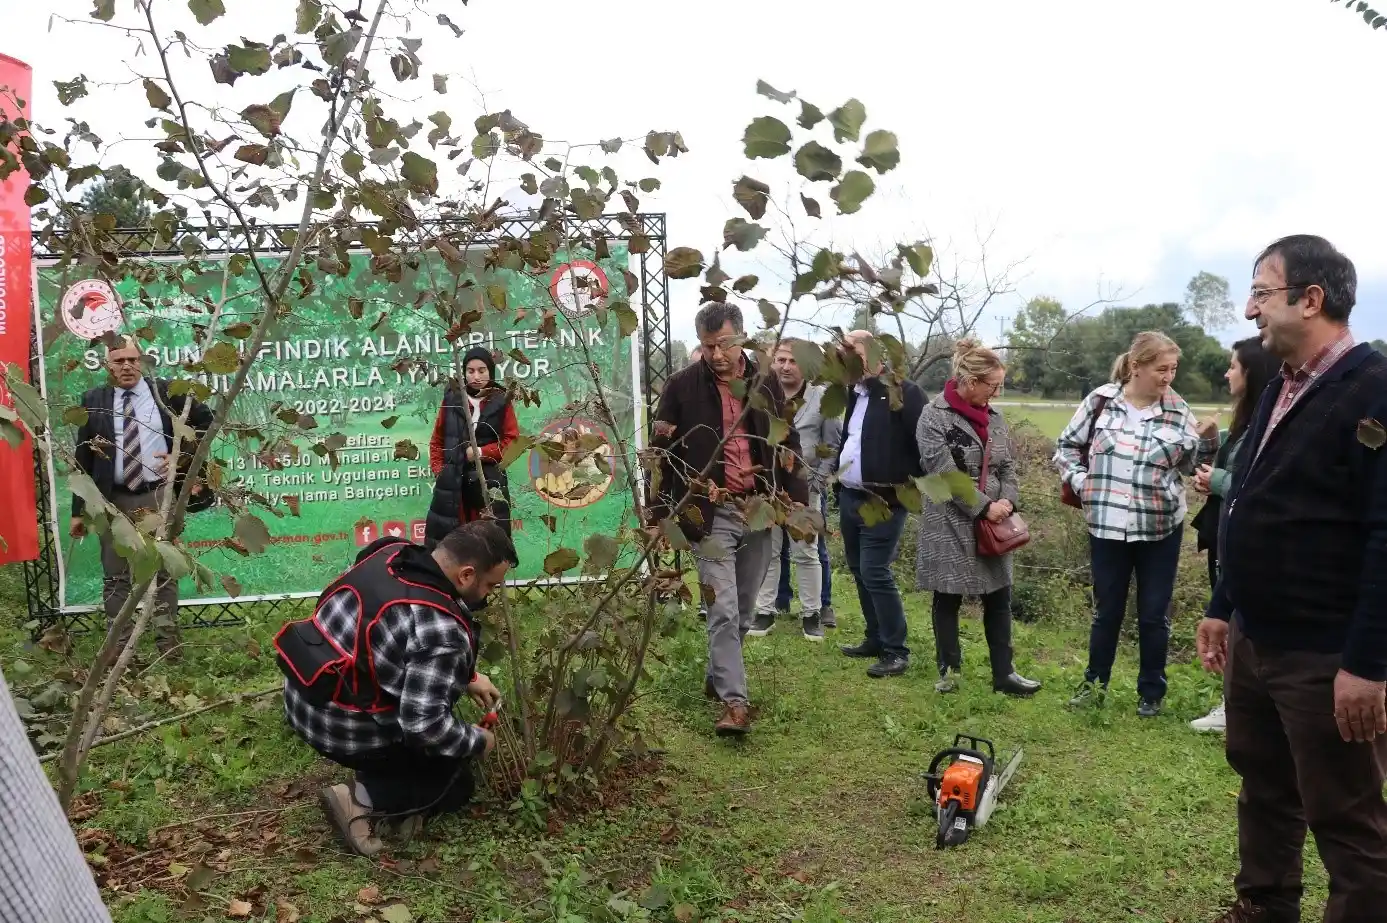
[101,488,181,650]
[697,505,773,706]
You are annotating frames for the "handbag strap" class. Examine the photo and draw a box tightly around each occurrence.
[1081,394,1111,458]
[978,438,991,494]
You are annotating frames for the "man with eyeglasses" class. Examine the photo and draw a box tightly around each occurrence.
[1196,235,1387,923]
[647,302,808,736]
[69,337,213,659]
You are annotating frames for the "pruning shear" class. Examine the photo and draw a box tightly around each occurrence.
[479,696,502,730]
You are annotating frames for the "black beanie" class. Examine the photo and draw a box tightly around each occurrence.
[462,345,497,384]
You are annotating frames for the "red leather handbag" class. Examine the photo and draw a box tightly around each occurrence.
[975,439,1030,557]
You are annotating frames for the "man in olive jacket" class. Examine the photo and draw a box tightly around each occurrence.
[647,303,808,736]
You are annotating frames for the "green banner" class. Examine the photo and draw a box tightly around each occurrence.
[38,245,639,608]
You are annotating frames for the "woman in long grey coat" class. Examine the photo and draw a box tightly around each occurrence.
[915,339,1041,697]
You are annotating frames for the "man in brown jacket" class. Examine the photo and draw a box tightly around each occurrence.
[647,302,808,735]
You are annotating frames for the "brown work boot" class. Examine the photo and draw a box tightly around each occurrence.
[714,703,750,737]
[704,677,719,702]
[1211,898,1266,922]
[318,783,383,857]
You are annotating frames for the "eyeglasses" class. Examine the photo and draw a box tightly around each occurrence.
[108,357,143,366]
[1248,285,1305,306]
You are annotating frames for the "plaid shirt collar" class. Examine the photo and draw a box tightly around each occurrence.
[1280,328,1355,389]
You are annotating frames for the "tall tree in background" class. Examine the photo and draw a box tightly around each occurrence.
[77,165,151,228]
[1007,296,1067,391]
[1182,271,1237,331]
[1371,339,1387,355]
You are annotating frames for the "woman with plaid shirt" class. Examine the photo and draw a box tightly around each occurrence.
[1054,331,1219,717]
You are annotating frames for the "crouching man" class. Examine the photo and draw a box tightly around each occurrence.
[275,521,517,855]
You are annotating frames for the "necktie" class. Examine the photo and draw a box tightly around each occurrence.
[122,389,143,491]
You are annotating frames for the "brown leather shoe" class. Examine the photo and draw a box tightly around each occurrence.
[704,677,720,702]
[1212,898,1266,923]
[714,704,750,736]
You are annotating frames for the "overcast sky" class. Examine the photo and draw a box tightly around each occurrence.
[7,0,1387,348]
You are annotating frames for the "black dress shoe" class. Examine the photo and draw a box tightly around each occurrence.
[993,672,1042,697]
[839,641,883,658]
[866,654,909,678]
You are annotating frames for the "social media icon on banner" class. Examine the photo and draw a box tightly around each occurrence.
[383,521,407,539]
[355,522,379,546]
[410,520,427,542]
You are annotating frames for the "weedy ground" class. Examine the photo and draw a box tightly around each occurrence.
[1,573,1329,923]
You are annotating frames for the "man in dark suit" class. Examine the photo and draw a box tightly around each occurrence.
[835,330,927,678]
[69,337,213,658]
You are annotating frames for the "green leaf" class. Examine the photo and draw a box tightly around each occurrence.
[202,342,240,374]
[143,78,172,112]
[234,514,271,555]
[794,141,842,182]
[857,494,892,527]
[811,248,843,282]
[756,79,796,103]
[638,177,660,193]
[800,194,821,219]
[942,469,978,501]
[91,0,115,22]
[500,434,537,469]
[62,406,90,427]
[1358,418,1386,450]
[543,548,579,575]
[798,101,824,130]
[790,340,824,380]
[111,512,147,561]
[820,384,847,420]
[226,42,272,76]
[660,518,691,551]
[919,474,951,504]
[295,0,322,32]
[401,151,439,194]
[896,479,922,514]
[664,247,705,280]
[322,26,363,67]
[54,76,90,106]
[0,418,23,448]
[742,116,791,160]
[69,473,108,513]
[857,129,900,174]
[638,882,671,910]
[768,416,789,446]
[732,274,758,294]
[732,175,770,220]
[614,302,639,338]
[758,299,780,328]
[583,533,620,572]
[900,243,934,278]
[4,365,47,436]
[187,0,225,25]
[723,217,767,252]
[743,496,776,532]
[830,170,875,215]
[827,99,867,143]
[155,541,193,579]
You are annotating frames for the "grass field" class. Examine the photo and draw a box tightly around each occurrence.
[1,580,1321,923]
[0,396,1271,923]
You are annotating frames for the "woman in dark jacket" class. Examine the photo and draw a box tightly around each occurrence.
[425,346,519,546]
[1187,336,1280,732]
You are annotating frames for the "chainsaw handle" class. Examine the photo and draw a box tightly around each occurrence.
[924,747,994,800]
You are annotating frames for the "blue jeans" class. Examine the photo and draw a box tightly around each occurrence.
[839,488,909,658]
[777,491,832,610]
[1085,526,1183,702]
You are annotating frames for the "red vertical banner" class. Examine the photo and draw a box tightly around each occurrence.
[0,53,39,564]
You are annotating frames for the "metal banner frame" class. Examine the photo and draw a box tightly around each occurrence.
[23,213,674,632]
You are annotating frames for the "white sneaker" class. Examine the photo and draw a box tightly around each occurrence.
[1189,700,1226,733]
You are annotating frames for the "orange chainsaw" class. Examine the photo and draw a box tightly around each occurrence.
[923,734,1023,849]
